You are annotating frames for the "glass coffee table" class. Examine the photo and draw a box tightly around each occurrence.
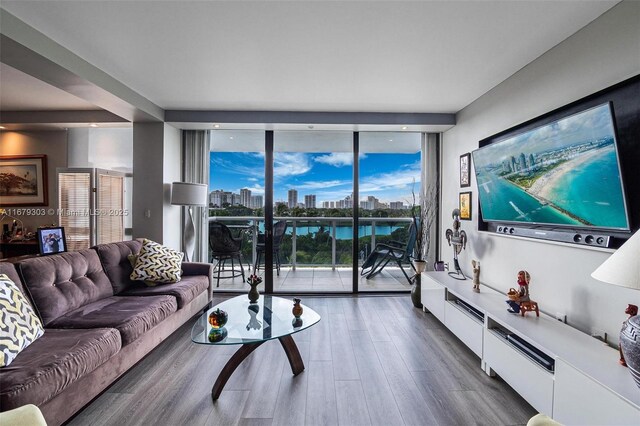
[191,295,320,401]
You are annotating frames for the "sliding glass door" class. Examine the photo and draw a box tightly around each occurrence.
[273,131,353,293]
[207,129,428,294]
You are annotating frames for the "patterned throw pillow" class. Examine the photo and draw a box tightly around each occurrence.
[0,274,45,367]
[127,254,159,287]
[130,239,183,284]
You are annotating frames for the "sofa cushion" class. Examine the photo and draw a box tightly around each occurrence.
[47,295,178,345]
[130,239,183,284]
[121,275,209,309]
[17,250,114,326]
[0,274,44,367]
[93,240,143,293]
[0,328,121,410]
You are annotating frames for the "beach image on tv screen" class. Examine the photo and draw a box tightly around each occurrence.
[472,103,629,230]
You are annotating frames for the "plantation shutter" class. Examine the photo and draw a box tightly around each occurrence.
[58,171,92,250]
[96,170,125,244]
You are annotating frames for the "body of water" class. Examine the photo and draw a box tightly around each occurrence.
[293,224,406,240]
[477,147,627,228]
[547,148,628,228]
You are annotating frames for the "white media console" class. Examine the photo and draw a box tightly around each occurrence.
[421,271,640,425]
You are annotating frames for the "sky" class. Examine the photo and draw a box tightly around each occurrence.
[472,103,616,169]
[209,151,421,206]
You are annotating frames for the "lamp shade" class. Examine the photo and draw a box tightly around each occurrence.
[171,182,208,206]
[591,230,640,290]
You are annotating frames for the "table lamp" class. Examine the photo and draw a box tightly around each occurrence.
[591,230,640,389]
[171,182,208,262]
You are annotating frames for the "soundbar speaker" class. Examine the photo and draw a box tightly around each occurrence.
[494,225,610,248]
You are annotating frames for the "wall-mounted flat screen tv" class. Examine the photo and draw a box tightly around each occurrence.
[472,103,630,231]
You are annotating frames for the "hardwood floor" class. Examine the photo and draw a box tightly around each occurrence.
[68,295,536,426]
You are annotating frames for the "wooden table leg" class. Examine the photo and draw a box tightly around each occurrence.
[211,341,265,401]
[279,335,305,375]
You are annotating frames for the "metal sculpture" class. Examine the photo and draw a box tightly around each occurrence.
[445,208,467,280]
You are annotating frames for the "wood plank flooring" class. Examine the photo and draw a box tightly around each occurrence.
[68,295,536,426]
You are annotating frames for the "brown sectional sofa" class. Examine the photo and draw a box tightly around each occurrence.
[0,240,212,426]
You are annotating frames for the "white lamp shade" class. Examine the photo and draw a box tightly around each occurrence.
[171,182,208,206]
[591,230,640,290]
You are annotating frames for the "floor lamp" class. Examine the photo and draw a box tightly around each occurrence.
[171,182,208,262]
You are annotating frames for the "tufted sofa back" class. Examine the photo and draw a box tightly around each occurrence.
[18,249,114,326]
[93,240,142,293]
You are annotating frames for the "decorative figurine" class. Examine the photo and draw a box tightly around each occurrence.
[292,298,303,319]
[208,308,228,329]
[620,304,638,366]
[247,274,262,303]
[471,260,480,293]
[445,209,467,280]
[506,270,539,317]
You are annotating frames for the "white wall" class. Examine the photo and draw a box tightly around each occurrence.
[440,1,640,345]
[68,127,133,172]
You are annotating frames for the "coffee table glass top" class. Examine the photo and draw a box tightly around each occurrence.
[191,295,320,345]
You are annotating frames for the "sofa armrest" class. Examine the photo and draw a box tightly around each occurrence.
[182,262,213,301]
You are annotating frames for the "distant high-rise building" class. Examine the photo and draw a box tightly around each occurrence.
[511,156,518,172]
[529,153,536,168]
[250,195,263,208]
[390,201,404,210]
[362,195,380,210]
[240,188,251,207]
[232,194,241,206]
[288,189,298,208]
[304,194,316,209]
[519,153,528,170]
[209,190,233,207]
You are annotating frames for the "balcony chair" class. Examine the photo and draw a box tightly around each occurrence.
[209,221,247,287]
[360,220,417,284]
[253,220,288,276]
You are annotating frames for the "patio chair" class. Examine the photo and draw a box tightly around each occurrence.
[253,220,288,276]
[209,221,247,287]
[360,220,417,284]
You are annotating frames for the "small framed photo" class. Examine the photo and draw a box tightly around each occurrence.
[0,155,48,206]
[459,192,472,221]
[460,153,471,187]
[37,227,67,256]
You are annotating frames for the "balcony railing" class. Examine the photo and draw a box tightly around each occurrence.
[208,215,413,270]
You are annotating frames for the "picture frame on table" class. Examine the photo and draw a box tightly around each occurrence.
[37,227,67,256]
[459,191,472,221]
[0,155,48,206]
[460,153,471,187]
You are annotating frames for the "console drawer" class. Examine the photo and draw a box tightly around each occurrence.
[444,301,483,357]
[484,331,553,414]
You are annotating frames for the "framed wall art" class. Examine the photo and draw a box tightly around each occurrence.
[0,155,48,206]
[459,191,472,220]
[460,153,471,187]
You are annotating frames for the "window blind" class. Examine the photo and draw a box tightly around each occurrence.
[58,172,91,250]
[97,173,124,244]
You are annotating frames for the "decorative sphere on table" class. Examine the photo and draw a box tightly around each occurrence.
[208,327,228,343]
[208,308,228,329]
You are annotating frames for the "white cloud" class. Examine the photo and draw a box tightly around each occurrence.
[296,180,349,190]
[247,177,258,182]
[313,153,366,167]
[360,161,421,196]
[274,153,311,178]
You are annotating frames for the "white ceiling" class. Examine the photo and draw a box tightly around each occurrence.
[0,1,618,116]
